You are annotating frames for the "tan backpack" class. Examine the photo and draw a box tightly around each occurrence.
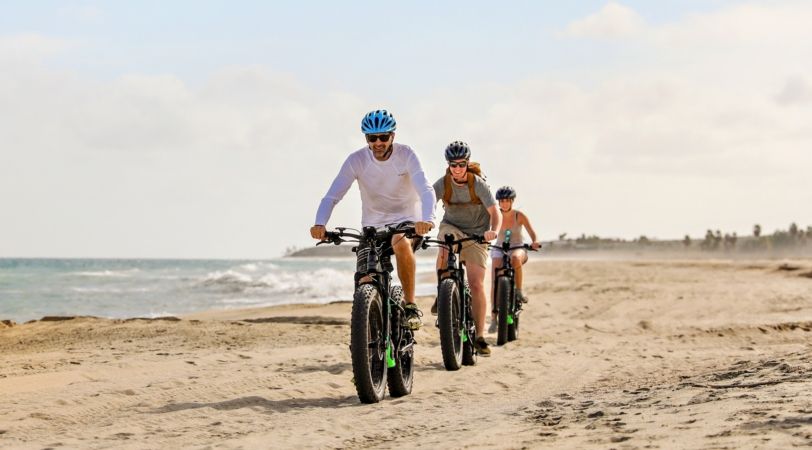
[442,161,484,206]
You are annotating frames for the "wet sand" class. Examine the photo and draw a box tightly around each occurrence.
[1,258,811,449]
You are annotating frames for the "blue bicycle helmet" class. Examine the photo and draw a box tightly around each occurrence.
[361,110,397,134]
[495,186,516,200]
[444,140,471,161]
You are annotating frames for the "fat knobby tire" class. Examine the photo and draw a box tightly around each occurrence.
[495,276,511,346]
[438,278,463,370]
[387,286,414,397]
[351,284,387,403]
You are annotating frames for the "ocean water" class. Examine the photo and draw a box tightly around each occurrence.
[0,257,437,323]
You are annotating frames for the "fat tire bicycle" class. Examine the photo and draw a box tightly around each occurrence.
[490,230,539,346]
[319,223,420,403]
[421,233,486,370]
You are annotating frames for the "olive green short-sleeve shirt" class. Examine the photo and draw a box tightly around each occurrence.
[433,175,496,235]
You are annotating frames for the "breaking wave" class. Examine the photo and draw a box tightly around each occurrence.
[200,267,353,300]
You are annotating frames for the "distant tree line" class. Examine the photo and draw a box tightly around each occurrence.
[685,223,811,252]
[548,222,811,254]
[294,223,812,257]
[552,232,657,250]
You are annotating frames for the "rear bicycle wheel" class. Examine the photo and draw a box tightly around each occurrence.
[462,294,476,366]
[351,284,387,403]
[387,286,414,397]
[437,278,463,370]
[495,276,511,346]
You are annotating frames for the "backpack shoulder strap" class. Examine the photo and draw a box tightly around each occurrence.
[443,171,482,205]
[442,170,453,206]
[467,174,481,205]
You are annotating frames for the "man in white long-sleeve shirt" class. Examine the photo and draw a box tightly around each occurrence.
[310,109,435,329]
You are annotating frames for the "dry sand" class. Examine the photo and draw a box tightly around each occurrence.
[1,258,811,449]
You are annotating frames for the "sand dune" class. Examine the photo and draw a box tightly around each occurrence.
[1,258,811,448]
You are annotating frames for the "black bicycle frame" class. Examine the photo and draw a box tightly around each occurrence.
[322,224,417,368]
[492,231,536,324]
[436,233,468,294]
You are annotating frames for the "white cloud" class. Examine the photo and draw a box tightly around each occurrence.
[0,33,73,62]
[4,0,812,259]
[560,2,646,39]
[775,76,812,106]
[655,2,812,48]
[0,53,368,258]
[58,5,105,24]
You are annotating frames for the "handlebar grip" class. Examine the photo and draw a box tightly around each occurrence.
[319,231,342,245]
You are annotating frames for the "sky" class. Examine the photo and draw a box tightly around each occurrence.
[1,0,811,258]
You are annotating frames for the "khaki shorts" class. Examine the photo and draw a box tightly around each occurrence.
[437,223,489,269]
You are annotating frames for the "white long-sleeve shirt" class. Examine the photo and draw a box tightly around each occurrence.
[315,143,437,228]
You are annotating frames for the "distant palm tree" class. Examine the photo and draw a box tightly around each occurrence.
[702,229,714,250]
[683,235,691,247]
[753,224,762,238]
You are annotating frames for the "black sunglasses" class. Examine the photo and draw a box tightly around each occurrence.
[366,134,391,143]
[448,161,467,168]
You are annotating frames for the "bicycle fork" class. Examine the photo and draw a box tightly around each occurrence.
[462,282,473,343]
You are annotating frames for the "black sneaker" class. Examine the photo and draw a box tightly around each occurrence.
[474,337,491,357]
[430,297,438,316]
[516,289,529,304]
[403,303,423,330]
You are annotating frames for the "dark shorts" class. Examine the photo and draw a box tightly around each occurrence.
[355,232,422,274]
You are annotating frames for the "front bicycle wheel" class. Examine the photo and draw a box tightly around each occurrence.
[437,278,463,370]
[495,276,511,346]
[387,286,414,397]
[351,284,387,403]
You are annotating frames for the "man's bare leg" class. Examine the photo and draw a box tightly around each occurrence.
[512,250,528,301]
[466,263,487,337]
[512,253,524,290]
[392,235,416,303]
[436,246,448,272]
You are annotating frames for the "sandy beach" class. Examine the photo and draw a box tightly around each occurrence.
[2,258,811,449]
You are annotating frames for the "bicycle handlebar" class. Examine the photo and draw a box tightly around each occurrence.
[420,234,487,251]
[489,243,541,252]
[317,224,419,246]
